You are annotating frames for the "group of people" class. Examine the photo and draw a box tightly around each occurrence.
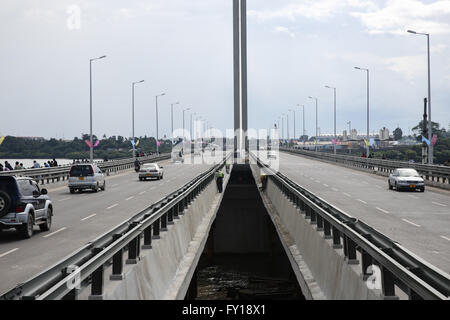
[0,159,59,171]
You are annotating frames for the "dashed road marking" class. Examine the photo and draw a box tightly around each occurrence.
[432,202,447,207]
[149,187,156,190]
[376,207,390,214]
[323,184,329,187]
[357,199,367,204]
[139,191,146,195]
[332,188,339,192]
[402,219,421,228]
[58,197,72,202]
[343,192,351,197]
[441,236,450,241]
[126,196,135,201]
[43,227,67,238]
[316,180,321,184]
[81,214,97,221]
[0,248,19,258]
[106,204,119,210]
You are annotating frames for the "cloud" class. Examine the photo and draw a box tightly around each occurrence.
[350,0,450,34]
[382,55,426,81]
[274,26,295,38]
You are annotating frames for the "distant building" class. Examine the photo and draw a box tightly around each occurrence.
[379,127,390,140]
[343,130,348,140]
[350,129,358,140]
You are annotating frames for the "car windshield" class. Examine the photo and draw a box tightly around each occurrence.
[144,164,157,169]
[398,169,420,177]
[70,165,93,176]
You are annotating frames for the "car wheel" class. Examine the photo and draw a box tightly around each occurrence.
[39,207,52,232]
[93,184,99,193]
[395,183,400,191]
[0,190,12,218]
[19,213,34,239]
[101,182,106,191]
[420,187,425,192]
[69,188,75,194]
[388,181,393,190]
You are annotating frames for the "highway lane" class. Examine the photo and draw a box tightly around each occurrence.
[275,152,450,274]
[0,157,217,294]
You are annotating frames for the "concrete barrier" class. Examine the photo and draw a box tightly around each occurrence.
[101,167,231,300]
[250,165,382,300]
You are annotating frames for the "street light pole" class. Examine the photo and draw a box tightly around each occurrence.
[354,67,370,157]
[190,112,196,142]
[408,30,433,164]
[155,93,166,155]
[308,96,318,151]
[297,104,305,144]
[289,109,296,140]
[325,85,337,154]
[131,80,144,160]
[89,55,106,163]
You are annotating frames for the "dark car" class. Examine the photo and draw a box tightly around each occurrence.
[0,176,53,238]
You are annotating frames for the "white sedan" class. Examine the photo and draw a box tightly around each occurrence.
[388,168,425,192]
[139,163,164,181]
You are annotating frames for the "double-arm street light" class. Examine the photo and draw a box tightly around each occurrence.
[155,92,166,154]
[297,104,305,144]
[89,55,107,163]
[325,85,337,154]
[308,96,318,151]
[171,102,180,143]
[354,67,370,157]
[408,30,433,164]
[131,79,145,160]
[183,108,190,142]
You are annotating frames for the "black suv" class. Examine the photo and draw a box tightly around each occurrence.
[0,177,53,238]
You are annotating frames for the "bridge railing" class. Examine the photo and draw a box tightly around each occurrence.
[0,154,230,300]
[0,154,171,185]
[252,152,450,300]
[280,147,450,189]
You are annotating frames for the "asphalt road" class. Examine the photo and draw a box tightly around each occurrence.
[275,152,450,274]
[0,158,216,295]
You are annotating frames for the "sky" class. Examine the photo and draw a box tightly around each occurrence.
[1,0,449,140]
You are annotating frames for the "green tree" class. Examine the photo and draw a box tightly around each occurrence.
[393,127,403,140]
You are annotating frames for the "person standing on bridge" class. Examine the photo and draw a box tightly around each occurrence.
[215,169,224,193]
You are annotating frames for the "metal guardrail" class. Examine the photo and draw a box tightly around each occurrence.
[252,152,450,300]
[0,154,171,185]
[0,154,230,300]
[280,147,450,188]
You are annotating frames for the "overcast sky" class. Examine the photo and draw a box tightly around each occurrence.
[1,0,449,140]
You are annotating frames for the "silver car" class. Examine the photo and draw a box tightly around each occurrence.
[68,164,106,193]
[388,168,425,192]
[139,163,164,181]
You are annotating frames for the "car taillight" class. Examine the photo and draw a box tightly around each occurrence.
[16,204,26,213]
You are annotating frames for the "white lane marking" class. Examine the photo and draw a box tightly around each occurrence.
[402,219,421,228]
[343,192,351,197]
[357,199,367,204]
[81,214,97,221]
[149,187,156,191]
[139,191,146,195]
[323,184,329,187]
[432,202,447,207]
[408,195,419,200]
[43,227,67,238]
[441,236,450,241]
[316,180,321,184]
[376,207,390,214]
[126,196,135,201]
[58,197,72,202]
[0,248,19,258]
[106,204,119,210]
[332,188,339,192]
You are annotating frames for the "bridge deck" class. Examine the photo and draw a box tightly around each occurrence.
[278,152,450,274]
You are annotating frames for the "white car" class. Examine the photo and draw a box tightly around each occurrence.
[139,163,164,181]
[68,164,106,193]
[388,168,425,192]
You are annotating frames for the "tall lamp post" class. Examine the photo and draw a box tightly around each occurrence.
[131,79,145,160]
[308,96,318,151]
[155,93,166,154]
[89,55,107,163]
[190,112,197,142]
[354,66,370,157]
[408,30,433,164]
[183,108,190,141]
[171,102,180,143]
[297,104,305,144]
[325,85,337,154]
[289,109,296,141]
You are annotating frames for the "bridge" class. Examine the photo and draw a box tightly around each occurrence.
[1,0,449,303]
